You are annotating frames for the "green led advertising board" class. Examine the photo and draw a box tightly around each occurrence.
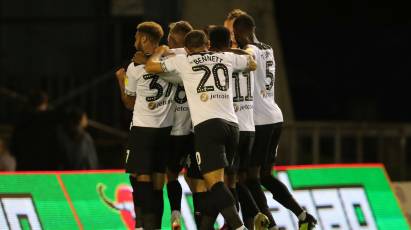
[0,164,409,230]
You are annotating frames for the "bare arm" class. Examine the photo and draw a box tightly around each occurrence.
[227,48,257,71]
[145,45,170,74]
[115,68,135,110]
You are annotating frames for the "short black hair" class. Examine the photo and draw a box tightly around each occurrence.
[209,26,231,50]
[184,30,208,49]
[233,14,255,33]
[169,21,193,36]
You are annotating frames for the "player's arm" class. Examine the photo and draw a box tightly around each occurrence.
[228,48,257,71]
[231,52,257,72]
[145,45,170,74]
[115,68,135,110]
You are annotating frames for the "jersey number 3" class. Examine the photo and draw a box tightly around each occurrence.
[143,74,172,102]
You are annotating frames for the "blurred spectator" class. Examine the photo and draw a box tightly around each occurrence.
[0,138,16,171]
[57,107,99,170]
[10,90,63,170]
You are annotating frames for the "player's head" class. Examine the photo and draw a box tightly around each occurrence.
[168,21,193,49]
[202,25,217,38]
[208,26,231,51]
[233,14,255,48]
[224,9,247,47]
[134,21,164,52]
[184,30,209,53]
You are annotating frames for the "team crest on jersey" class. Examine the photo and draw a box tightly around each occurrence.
[148,102,157,110]
[261,89,267,97]
[234,103,240,112]
[200,92,209,102]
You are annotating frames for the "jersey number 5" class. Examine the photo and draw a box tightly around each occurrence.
[193,64,229,93]
[265,60,274,90]
[143,74,173,102]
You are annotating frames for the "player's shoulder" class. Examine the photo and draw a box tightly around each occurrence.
[170,48,187,55]
[250,42,272,51]
[126,62,146,78]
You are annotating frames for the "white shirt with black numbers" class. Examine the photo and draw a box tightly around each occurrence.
[125,62,176,128]
[167,48,193,136]
[232,70,255,132]
[160,51,250,127]
[249,43,283,125]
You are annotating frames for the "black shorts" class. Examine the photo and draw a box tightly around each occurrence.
[167,133,195,174]
[186,150,203,179]
[194,118,239,175]
[250,122,283,167]
[226,131,255,175]
[125,126,172,174]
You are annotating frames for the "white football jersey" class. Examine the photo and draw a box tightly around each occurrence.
[249,43,283,125]
[125,62,176,128]
[161,51,250,127]
[169,48,192,136]
[232,71,255,131]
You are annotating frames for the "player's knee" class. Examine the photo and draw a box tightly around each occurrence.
[202,168,224,189]
[136,174,151,182]
[152,173,166,190]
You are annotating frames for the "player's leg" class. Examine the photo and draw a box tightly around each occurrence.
[247,124,277,229]
[129,175,143,229]
[151,126,173,229]
[125,127,157,229]
[237,131,269,230]
[195,119,246,230]
[166,135,188,229]
[260,123,317,229]
[185,135,209,229]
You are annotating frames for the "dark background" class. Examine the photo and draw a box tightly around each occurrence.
[275,1,411,121]
[1,0,410,124]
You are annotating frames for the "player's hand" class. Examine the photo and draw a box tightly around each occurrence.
[155,45,170,54]
[247,55,257,71]
[132,51,147,65]
[115,68,126,81]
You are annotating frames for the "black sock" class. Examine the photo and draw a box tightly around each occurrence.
[209,182,243,229]
[129,176,143,228]
[192,192,207,228]
[200,192,219,230]
[229,187,240,211]
[136,181,160,229]
[261,175,304,217]
[167,180,182,212]
[153,189,164,228]
[246,178,276,227]
[237,183,259,220]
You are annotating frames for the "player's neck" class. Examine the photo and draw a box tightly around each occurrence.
[142,43,158,56]
[209,47,229,52]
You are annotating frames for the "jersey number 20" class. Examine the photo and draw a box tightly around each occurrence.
[193,64,229,93]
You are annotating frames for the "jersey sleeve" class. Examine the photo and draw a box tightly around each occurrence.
[229,53,249,72]
[124,62,139,96]
[160,54,185,73]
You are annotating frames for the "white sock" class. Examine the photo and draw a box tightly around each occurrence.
[298,211,307,221]
[235,225,247,230]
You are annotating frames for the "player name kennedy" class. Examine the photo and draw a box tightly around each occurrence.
[192,55,223,65]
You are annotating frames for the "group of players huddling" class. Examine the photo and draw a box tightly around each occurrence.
[115,9,317,230]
